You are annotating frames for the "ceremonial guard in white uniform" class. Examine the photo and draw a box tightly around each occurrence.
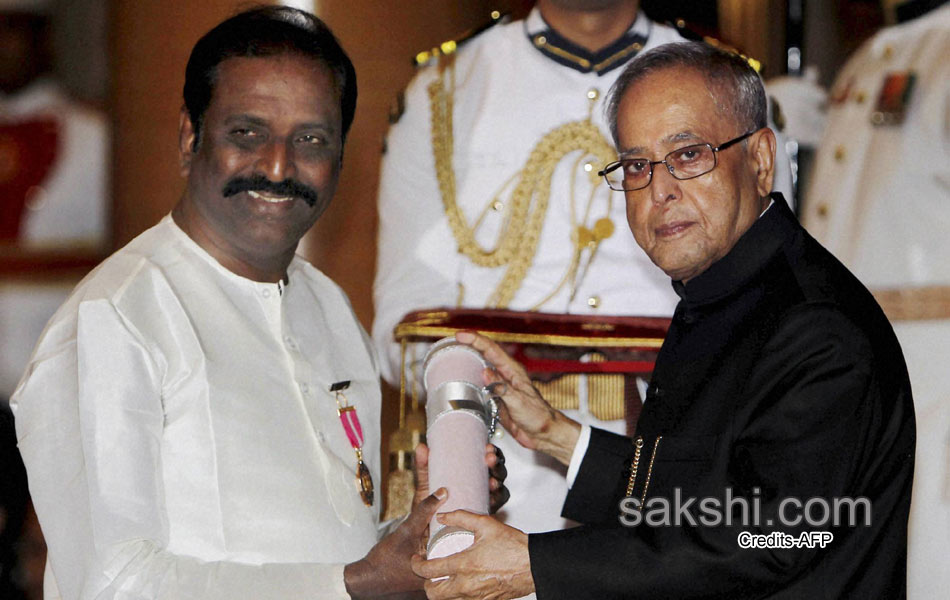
[0,80,108,250]
[803,5,950,598]
[0,3,109,399]
[374,4,796,543]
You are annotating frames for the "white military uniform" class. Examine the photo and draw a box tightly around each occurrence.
[0,80,109,398]
[374,9,795,540]
[802,6,950,599]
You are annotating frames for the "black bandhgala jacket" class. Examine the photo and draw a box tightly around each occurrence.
[529,195,916,599]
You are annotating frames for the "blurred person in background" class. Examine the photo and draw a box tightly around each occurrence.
[2,2,107,597]
[0,0,109,403]
[803,1,950,597]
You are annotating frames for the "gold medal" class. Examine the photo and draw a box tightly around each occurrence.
[356,458,374,507]
[332,381,374,507]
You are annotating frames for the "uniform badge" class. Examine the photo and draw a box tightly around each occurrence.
[870,71,916,126]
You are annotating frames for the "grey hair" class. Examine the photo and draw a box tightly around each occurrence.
[605,41,767,147]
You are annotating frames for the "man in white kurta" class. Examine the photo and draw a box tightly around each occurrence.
[374,0,795,538]
[11,7,445,599]
[13,216,382,598]
[803,4,950,598]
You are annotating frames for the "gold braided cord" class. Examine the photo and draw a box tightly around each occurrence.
[428,63,617,309]
[429,72,525,269]
[534,374,581,412]
[487,118,616,308]
[398,338,407,428]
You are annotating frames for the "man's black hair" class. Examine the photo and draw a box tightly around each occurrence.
[183,5,357,148]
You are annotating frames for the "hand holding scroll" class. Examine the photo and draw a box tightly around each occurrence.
[455,331,581,466]
[411,509,533,600]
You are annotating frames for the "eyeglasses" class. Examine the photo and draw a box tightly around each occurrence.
[598,130,756,191]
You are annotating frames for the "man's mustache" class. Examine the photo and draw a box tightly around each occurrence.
[222,175,319,207]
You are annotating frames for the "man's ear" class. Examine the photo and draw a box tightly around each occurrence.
[749,127,776,197]
[178,107,197,177]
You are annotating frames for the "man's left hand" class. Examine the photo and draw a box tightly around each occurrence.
[410,511,534,600]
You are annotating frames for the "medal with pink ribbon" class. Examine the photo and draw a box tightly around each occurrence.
[330,380,374,507]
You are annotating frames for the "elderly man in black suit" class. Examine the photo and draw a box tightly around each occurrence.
[414,41,915,600]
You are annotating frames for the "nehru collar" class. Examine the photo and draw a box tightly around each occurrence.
[672,193,793,306]
[523,8,651,76]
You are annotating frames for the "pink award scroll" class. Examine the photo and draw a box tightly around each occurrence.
[423,337,493,560]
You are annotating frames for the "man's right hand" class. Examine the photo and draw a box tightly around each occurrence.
[455,331,581,466]
[343,488,447,599]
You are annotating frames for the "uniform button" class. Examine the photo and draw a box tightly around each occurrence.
[440,40,457,55]
[300,383,310,394]
[534,35,546,47]
[817,203,829,218]
[587,295,601,308]
[262,288,272,298]
[883,45,894,60]
[316,431,327,443]
[492,200,504,211]
[855,91,866,104]
[586,88,599,100]
[284,336,298,350]
[583,162,594,172]
[834,146,846,162]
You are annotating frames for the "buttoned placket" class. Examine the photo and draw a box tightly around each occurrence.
[267,279,364,523]
[266,283,331,447]
[257,280,284,344]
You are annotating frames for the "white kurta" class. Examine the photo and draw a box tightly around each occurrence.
[12,216,382,599]
[803,7,950,599]
[373,8,794,540]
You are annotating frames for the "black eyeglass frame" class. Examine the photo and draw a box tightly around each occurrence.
[598,130,757,191]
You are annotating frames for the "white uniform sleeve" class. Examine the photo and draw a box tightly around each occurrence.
[12,300,353,600]
[372,68,461,385]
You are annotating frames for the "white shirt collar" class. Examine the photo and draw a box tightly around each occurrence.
[162,214,291,295]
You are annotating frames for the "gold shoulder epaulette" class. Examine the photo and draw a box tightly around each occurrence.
[670,18,763,74]
[413,11,507,67]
